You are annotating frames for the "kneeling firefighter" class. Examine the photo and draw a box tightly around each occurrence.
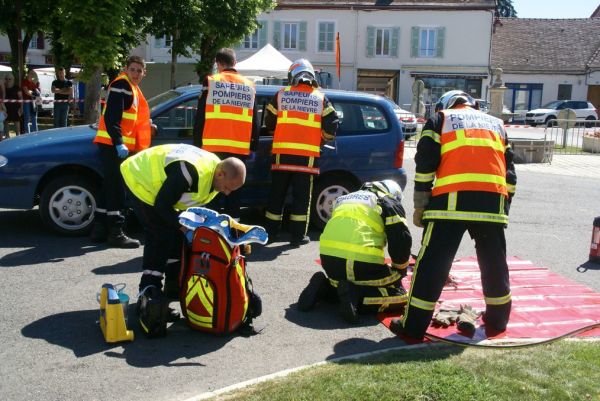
[297,180,412,323]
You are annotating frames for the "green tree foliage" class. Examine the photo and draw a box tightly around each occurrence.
[193,0,275,82]
[496,0,517,17]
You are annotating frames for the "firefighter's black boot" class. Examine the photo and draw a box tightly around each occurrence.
[107,227,140,249]
[337,280,360,324]
[297,272,329,311]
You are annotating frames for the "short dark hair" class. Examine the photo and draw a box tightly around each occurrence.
[126,55,146,68]
[215,48,236,68]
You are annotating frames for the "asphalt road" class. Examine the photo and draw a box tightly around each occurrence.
[1,153,599,401]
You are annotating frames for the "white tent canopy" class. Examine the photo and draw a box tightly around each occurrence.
[235,44,292,79]
[0,65,12,72]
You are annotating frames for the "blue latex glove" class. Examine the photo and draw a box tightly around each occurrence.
[116,144,129,159]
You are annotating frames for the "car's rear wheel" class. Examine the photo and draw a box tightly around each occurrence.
[585,116,597,128]
[311,174,360,231]
[39,174,99,236]
[545,116,557,127]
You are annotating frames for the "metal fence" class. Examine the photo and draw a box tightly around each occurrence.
[404,119,600,158]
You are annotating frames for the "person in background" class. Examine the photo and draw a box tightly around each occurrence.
[194,48,257,221]
[21,68,40,133]
[51,67,73,128]
[391,90,517,341]
[3,74,22,138]
[263,58,338,247]
[90,55,152,248]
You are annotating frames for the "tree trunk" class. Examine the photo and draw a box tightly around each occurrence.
[170,42,177,89]
[83,67,102,124]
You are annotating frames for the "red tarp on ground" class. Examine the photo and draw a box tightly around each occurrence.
[378,256,600,343]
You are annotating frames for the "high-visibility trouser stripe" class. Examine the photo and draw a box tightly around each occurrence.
[106,210,123,217]
[408,296,436,311]
[435,173,506,188]
[290,214,307,222]
[415,172,435,183]
[334,209,383,233]
[271,164,320,174]
[205,111,252,123]
[485,292,512,306]
[272,142,321,154]
[423,210,508,224]
[265,211,282,222]
[345,259,355,282]
[420,130,440,143]
[320,240,385,260]
[95,208,107,214]
[202,138,250,150]
[96,130,136,145]
[403,221,434,326]
[385,215,407,226]
[507,183,516,194]
[363,294,407,307]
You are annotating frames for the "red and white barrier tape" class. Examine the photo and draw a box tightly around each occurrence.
[0,98,84,103]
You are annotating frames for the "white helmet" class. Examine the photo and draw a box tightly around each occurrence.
[436,90,476,111]
[362,180,403,202]
[288,58,317,87]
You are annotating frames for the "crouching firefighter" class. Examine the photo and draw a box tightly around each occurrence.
[297,180,412,323]
[120,143,246,337]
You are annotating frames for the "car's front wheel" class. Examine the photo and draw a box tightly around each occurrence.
[311,174,360,231]
[39,174,99,236]
[585,116,597,128]
[545,116,557,127]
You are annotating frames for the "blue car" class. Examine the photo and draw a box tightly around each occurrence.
[0,85,407,235]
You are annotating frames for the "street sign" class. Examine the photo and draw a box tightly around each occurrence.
[557,108,576,130]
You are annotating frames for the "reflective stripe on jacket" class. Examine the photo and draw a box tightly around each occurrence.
[272,85,324,157]
[94,72,151,152]
[432,107,508,197]
[319,190,386,264]
[121,144,220,210]
[202,71,255,155]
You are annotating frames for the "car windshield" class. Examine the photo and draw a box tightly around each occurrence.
[147,90,185,112]
[542,100,564,109]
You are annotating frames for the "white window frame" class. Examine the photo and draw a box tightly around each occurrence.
[418,28,437,58]
[28,32,42,50]
[282,22,300,50]
[243,29,260,49]
[375,27,392,57]
[155,35,173,49]
[317,21,336,53]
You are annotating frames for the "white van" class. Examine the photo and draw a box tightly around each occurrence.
[34,68,55,115]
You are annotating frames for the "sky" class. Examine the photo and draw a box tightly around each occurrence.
[511,0,599,18]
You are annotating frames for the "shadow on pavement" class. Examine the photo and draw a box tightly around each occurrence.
[283,305,380,330]
[21,307,234,367]
[327,337,463,363]
[91,257,142,275]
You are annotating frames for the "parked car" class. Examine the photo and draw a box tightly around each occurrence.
[389,102,418,137]
[0,85,408,235]
[477,99,512,123]
[525,100,598,127]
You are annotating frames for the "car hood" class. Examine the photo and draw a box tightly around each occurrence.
[0,125,96,155]
[527,108,554,114]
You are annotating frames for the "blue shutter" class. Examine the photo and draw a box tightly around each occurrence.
[367,26,375,57]
[273,21,281,49]
[299,21,307,51]
[410,27,419,58]
[435,27,445,58]
[391,27,400,58]
[259,21,268,48]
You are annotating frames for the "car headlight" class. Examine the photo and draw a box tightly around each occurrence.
[534,113,546,117]
[0,155,7,168]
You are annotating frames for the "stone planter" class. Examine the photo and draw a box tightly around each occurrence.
[510,139,554,163]
[582,136,600,153]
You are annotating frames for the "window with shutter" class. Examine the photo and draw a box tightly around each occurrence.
[281,22,301,50]
[273,21,281,49]
[366,26,375,57]
[318,22,335,53]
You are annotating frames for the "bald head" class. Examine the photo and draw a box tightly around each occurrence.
[213,157,246,195]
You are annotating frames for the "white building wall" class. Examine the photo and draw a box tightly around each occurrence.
[504,73,589,105]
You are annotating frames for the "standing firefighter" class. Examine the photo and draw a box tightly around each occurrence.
[263,59,339,247]
[90,56,151,248]
[298,180,412,323]
[194,48,257,220]
[391,90,517,341]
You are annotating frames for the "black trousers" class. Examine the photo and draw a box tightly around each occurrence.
[403,220,512,339]
[320,255,407,313]
[129,192,183,291]
[264,170,313,241]
[95,144,126,228]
